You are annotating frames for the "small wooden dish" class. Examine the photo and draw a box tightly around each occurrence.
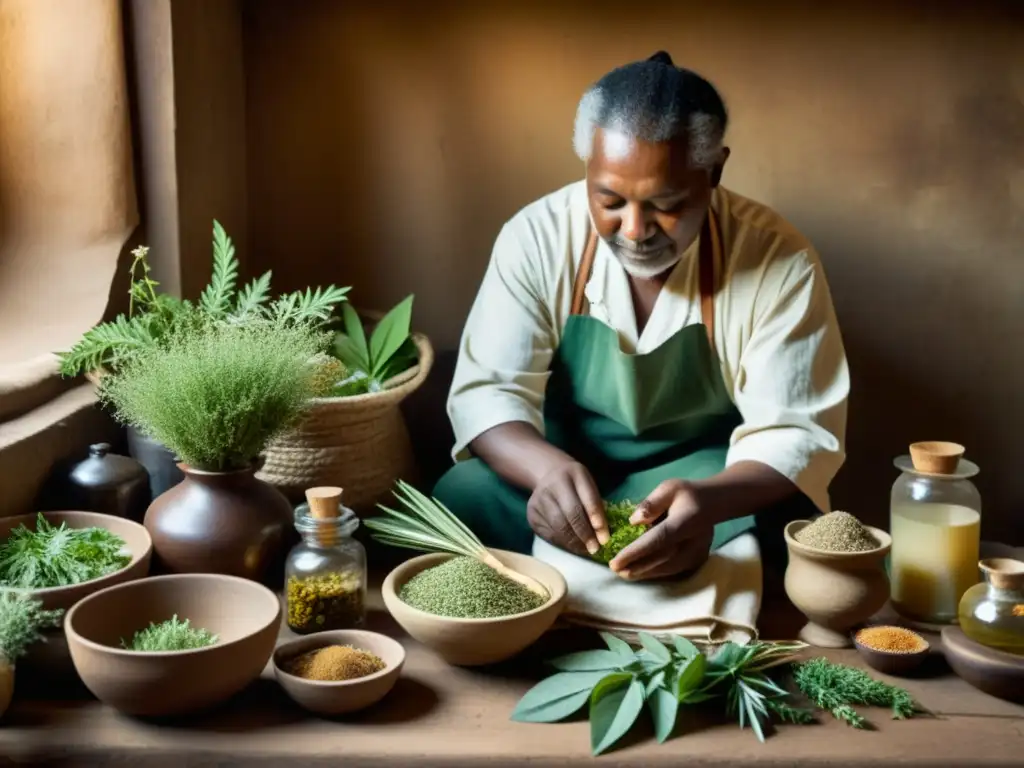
[272,630,405,716]
[852,625,930,676]
[942,625,1024,702]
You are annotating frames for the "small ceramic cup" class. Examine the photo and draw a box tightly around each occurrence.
[783,520,892,648]
[272,629,405,716]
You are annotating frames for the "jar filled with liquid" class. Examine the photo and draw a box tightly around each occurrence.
[958,558,1024,655]
[889,441,981,624]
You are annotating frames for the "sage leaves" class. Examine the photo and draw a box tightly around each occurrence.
[330,295,418,395]
[510,633,813,756]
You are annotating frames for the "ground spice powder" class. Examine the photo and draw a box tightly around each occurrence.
[399,556,547,619]
[284,644,385,681]
[855,625,928,654]
[795,511,879,552]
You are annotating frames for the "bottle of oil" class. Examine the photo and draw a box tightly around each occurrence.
[958,558,1024,655]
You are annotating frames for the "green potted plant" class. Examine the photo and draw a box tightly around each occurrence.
[258,295,434,513]
[57,220,350,498]
[98,320,339,587]
[0,590,64,720]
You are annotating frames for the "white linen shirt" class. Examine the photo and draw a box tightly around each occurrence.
[446,180,849,513]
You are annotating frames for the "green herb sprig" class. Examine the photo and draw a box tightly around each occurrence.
[121,615,218,652]
[58,220,350,378]
[591,500,647,565]
[330,295,419,396]
[0,514,131,590]
[511,632,810,756]
[792,657,921,728]
[0,589,64,662]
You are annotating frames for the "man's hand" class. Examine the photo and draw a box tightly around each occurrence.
[608,479,714,581]
[527,460,610,557]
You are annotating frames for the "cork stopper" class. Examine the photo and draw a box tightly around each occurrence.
[909,441,965,475]
[979,558,1024,591]
[304,486,343,546]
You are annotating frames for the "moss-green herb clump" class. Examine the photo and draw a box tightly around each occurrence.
[591,500,648,565]
[99,321,333,472]
[0,513,131,590]
[399,556,546,619]
[0,590,64,662]
[121,615,218,652]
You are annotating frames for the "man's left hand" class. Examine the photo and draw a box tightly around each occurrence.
[607,479,714,581]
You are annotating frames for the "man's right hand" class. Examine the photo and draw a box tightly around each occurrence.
[526,460,609,557]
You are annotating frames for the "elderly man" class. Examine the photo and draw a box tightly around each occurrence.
[433,51,849,582]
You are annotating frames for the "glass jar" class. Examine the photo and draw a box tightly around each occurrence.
[284,498,367,634]
[958,558,1024,655]
[889,444,981,624]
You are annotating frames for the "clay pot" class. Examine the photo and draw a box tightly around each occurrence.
[0,656,12,720]
[144,462,295,588]
[783,520,892,648]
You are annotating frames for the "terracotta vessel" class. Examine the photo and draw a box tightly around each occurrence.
[0,657,12,719]
[144,462,295,587]
[783,520,892,648]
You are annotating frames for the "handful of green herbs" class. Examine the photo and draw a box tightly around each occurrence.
[591,500,647,565]
[99,321,332,472]
[0,514,131,590]
[121,615,219,652]
[0,590,64,662]
[511,633,923,756]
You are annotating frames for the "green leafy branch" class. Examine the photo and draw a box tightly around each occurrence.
[57,220,351,377]
[0,590,64,663]
[329,295,419,396]
[511,634,924,756]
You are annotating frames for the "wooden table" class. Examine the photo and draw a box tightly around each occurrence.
[3,584,1024,767]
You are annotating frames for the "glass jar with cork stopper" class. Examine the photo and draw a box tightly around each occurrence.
[285,486,367,634]
[889,441,982,625]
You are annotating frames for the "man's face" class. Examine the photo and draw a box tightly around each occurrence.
[585,127,726,279]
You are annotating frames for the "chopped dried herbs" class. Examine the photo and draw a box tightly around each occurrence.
[794,511,879,552]
[399,556,546,619]
[284,644,385,681]
[286,571,365,633]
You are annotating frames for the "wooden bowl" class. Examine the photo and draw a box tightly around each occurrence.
[783,520,892,648]
[852,626,930,676]
[0,511,152,612]
[382,550,567,666]
[942,625,1024,702]
[64,574,280,717]
[272,630,405,716]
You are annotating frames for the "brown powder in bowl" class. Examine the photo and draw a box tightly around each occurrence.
[795,511,879,552]
[855,625,929,655]
[284,644,386,681]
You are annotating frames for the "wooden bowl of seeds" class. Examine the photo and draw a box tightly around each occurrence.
[381,549,567,666]
[784,513,892,649]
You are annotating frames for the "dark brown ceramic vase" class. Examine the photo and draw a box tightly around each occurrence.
[143,462,295,588]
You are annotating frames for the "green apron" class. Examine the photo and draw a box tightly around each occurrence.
[434,208,758,556]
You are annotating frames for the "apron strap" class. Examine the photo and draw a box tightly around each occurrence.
[570,209,722,352]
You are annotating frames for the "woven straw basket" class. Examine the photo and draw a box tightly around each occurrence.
[256,332,434,512]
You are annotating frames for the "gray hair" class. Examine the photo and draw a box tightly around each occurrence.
[572,52,728,171]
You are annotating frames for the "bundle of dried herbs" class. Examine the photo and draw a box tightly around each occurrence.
[399,557,547,619]
[591,500,647,565]
[283,644,385,682]
[58,221,350,377]
[511,633,923,756]
[0,514,131,590]
[121,615,218,652]
[286,571,365,633]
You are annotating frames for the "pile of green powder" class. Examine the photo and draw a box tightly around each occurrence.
[795,511,880,552]
[399,557,547,619]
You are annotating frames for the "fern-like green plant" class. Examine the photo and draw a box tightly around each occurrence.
[57,220,351,377]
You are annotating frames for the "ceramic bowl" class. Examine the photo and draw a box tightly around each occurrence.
[0,510,152,612]
[783,520,892,648]
[942,625,1024,702]
[852,625,930,676]
[272,629,405,716]
[382,549,567,666]
[65,573,280,717]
